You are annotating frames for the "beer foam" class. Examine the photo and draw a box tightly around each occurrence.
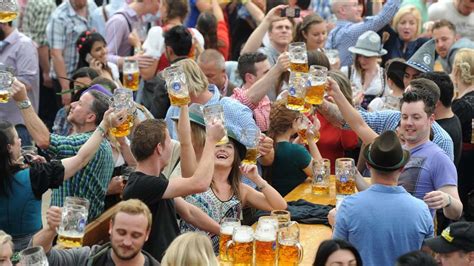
[234,230,253,243]
[221,225,237,235]
[255,232,276,242]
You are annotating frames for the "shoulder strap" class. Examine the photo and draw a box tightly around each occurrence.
[115,12,132,33]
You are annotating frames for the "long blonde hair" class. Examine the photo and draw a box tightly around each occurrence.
[453,48,474,86]
[161,232,218,266]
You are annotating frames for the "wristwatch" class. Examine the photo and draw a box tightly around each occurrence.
[16,99,31,110]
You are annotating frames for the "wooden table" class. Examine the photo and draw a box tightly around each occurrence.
[284,177,336,265]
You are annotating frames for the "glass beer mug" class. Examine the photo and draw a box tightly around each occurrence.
[19,246,48,266]
[123,58,140,91]
[312,158,331,195]
[110,88,134,137]
[305,65,327,105]
[164,65,190,106]
[0,65,14,103]
[335,158,356,195]
[255,217,278,266]
[286,72,308,112]
[57,197,90,249]
[219,217,241,263]
[277,221,303,266]
[0,0,18,23]
[271,209,291,229]
[225,226,254,266]
[297,115,320,144]
[241,128,260,165]
[288,42,309,73]
[203,104,229,145]
[325,49,340,66]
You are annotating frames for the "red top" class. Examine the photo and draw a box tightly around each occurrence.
[316,113,359,174]
[216,20,230,60]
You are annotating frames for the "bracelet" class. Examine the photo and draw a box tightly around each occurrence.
[256,181,267,191]
[444,194,452,208]
[96,125,107,137]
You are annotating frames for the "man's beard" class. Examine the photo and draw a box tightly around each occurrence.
[111,243,141,261]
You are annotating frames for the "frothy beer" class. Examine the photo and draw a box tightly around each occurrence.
[0,90,9,103]
[336,179,356,195]
[219,225,235,262]
[233,230,253,266]
[57,232,84,249]
[278,240,300,266]
[255,232,276,265]
[289,60,309,73]
[110,114,134,137]
[297,129,320,144]
[312,184,329,195]
[287,95,305,111]
[305,82,325,105]
[123,71,139,91]
[168,92,190,106]
[0,11,18,23]
[242,147,258,165]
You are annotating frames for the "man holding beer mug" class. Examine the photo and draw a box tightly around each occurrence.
[122,116,228,261]
[31,199,160,265]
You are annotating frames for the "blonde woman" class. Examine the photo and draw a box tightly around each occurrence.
[161,232,218,266]
[0,231,13,265]
[451,48,474,217]
[382,5,429,65]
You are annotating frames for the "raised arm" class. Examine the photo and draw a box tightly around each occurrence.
[60,108,126,180]
[11,79,51,149]
[326,77,378,144]
[243,0,265,25]
[240,164,287,210]
[177,105,198,177]
[162,119,225,198]
[245,52,289,104]
[347,0,400,36]
[241,5,287,54]
[31,206,62,253]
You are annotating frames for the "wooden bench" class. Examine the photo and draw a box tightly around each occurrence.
[83,204,120,246]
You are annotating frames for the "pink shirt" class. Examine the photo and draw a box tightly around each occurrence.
[231,87,271,132]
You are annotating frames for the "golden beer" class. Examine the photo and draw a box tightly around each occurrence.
[110,114,134,137]
[312,184,330,195]
[297,129,320,144]
[286,95,305,111]
[219,232,233,262]
[300,102,312,113]
[123,71,140,91]
[0,11,18,23]
[336,179,356,195]
[242,147,258,165]
[255,235,277,265]
[168,92,190,106]
[278,241,300,266]
[305,83,325,105]
[289,61,309,73]
[57,233,84,249]
[0,90,10,103]
[233,240,253,266]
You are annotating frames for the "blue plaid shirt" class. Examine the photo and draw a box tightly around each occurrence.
[352,110,454,161]
[325,0,400,66]
[165,85,259,143]
[46,0,97,79]
[47,132,113,221]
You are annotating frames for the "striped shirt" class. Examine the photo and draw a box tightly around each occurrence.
[46,0,97,79]
[354,110,455,161]
[325,0,400,66]
[46,132,114,221]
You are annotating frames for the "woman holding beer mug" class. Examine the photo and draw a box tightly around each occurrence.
[176,105,287,253]
[267,100,322,196]
[0,80,125,252]
[76,31,120,85]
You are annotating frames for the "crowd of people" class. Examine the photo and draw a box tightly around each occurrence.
[1,0,474,265]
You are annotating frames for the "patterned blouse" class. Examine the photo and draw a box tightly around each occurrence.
[180,187,241,253]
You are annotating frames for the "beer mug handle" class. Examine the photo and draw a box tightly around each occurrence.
[225,240,235,259]
[296,242,304,263]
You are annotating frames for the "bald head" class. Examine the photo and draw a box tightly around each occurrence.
[197,49,227,90]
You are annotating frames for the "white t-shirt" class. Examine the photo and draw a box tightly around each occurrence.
[142,26,205,59]
[428,0,474,40]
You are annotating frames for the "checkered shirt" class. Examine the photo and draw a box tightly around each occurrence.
[22,0,56,46]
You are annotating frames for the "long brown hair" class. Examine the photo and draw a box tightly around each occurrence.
[211,140,243,201]
[267,100,301,141]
